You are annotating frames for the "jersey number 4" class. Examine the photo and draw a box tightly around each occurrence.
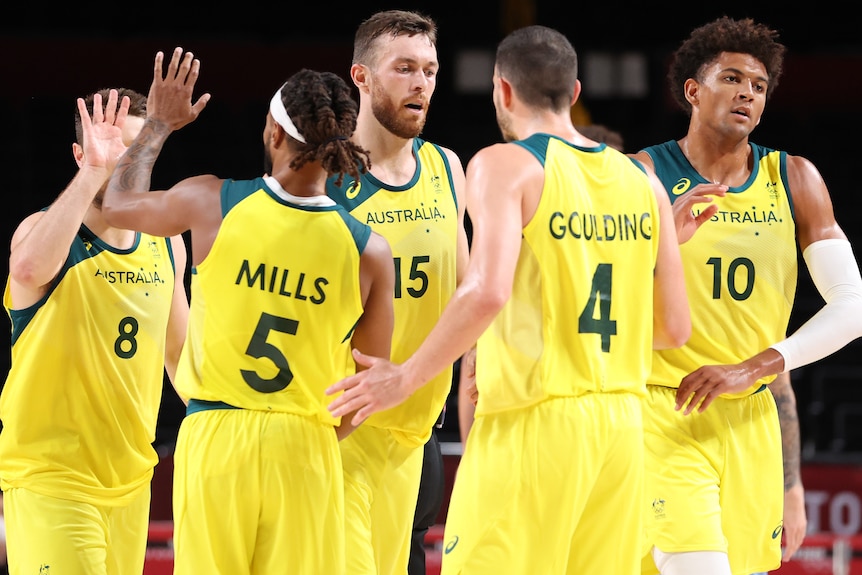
[578,263,617,352]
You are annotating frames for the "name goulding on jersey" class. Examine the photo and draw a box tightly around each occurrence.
[548,211,652,241]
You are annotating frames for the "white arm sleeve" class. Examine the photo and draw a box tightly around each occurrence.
[770,239,862,372]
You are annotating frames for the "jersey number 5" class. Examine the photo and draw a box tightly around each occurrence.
[242,312,299,392]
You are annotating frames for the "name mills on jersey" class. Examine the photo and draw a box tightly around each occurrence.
[235,260,328,304]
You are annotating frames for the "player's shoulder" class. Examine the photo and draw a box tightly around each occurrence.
[628,150,653,169]
[417,138,464,168]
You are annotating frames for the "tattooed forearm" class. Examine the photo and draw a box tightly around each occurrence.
[114,118,173,193]
[771,372,802,491]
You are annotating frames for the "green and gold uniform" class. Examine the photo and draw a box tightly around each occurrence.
[172,177,369,574]
[327,139,459,575]
[442,135,660,575]
[0,225,177,574]
[641,141,792,575]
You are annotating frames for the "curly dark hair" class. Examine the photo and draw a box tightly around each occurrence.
[277,69,371,187]
[74,88,147,145]
[668,16,786,116]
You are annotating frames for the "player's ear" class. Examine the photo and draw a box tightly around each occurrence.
[684,78,700,107]
[72,142,84,168]
[351,64,369,93]
[570,79,582,107]
[498,75,515,108]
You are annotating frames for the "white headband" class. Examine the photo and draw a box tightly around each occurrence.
[269,85,306,143]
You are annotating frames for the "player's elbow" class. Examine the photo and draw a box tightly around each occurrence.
[8,254,55,292]
[474,283,510,319]
[838,290,862,341]
[8,258,38,289]
[653,313,691,350]
[458,274,510,320]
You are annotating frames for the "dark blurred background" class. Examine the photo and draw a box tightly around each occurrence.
[2,1,861,461]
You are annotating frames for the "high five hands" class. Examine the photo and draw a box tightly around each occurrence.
[147,47,211,133]
[77,90,130,173]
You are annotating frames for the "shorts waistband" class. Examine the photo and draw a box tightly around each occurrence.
[186,398,241,416]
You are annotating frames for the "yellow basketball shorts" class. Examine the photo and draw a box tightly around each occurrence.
[340,423,424,575]
[641,385,783,575]
[172,407,344,575]
[4,485,150,575]
[442,392,645,575]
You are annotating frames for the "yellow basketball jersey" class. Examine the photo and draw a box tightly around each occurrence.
[175,177,368,426]
[327,139,459,447]
[0,226,176,505]
[475,135,660,416]
[644,141,797,396]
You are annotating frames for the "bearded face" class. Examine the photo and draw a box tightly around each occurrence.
[369,75,427,140]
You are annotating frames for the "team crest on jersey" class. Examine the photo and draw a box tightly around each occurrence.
[652,498,666,518]
[148,240,163,259]
[430,173,443,193]
[766,180,780,199]
[671,178,692,196]
[346,180,361,200]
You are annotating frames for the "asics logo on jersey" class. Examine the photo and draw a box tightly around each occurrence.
[444,535,459,554]
[346,181,361,200]
[672,178,692,196]
[772,524,783,539]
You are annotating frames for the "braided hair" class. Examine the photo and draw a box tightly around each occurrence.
[278,69,371,187]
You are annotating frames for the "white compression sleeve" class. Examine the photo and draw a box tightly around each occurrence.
[770,239,862,372]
